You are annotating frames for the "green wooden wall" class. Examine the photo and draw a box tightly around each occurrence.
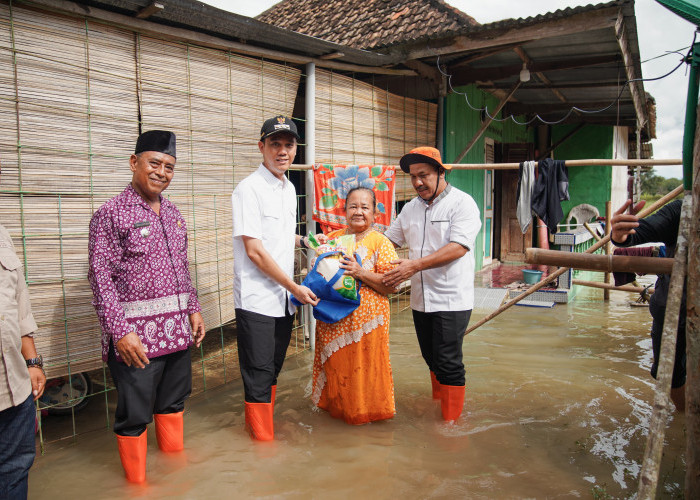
[552,124,614,227]
[443,85,532,270]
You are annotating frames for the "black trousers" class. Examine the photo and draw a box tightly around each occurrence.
[412,309,471,387]
[108,345,192,436]
[235,308,294,403]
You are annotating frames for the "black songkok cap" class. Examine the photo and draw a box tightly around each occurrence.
[134,130,177,158]
[260,115,301,141]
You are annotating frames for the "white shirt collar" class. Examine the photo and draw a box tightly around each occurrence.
[257,163,288,190]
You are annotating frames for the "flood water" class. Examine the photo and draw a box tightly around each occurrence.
[29,289,686,499]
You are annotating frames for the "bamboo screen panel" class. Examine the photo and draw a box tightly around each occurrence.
[314,69,437,201]
[0,4,300,379]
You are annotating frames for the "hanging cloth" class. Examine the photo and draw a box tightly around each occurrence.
[516,160,536,233]
[531,158,569,233]
[312,164,396,234]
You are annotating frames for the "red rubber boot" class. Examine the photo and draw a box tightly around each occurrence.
[154,411,184,452]
[244,402,274,441]
[116,430,147,483]
[440,384,466,422]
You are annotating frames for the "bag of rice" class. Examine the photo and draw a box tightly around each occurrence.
[306,233,359,300]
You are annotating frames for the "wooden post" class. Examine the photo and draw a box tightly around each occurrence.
[637,193,692,498]
[604,201,612,301]
[685,105,700,499]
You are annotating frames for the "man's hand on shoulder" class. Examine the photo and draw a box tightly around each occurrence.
[116,332,150,369]
[382,258,420,288]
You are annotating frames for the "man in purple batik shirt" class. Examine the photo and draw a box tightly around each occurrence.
[88,130,205,484]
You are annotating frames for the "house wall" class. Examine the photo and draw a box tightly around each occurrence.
[552,124,614,229]
[443,85,532,270]
[611,126,630,213]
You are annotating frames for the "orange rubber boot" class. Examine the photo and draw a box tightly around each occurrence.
[430,372,441,400]
[440,384,466,422]
[244,402,274,441]
[154,411,184,452]
[271,385,277,412]
[116,430,147,483]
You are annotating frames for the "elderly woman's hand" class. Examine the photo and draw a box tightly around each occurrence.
[339,254,364,280]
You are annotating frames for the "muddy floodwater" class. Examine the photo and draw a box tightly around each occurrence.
[29,289,686,499]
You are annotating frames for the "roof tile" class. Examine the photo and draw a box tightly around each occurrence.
[256,0,479,50]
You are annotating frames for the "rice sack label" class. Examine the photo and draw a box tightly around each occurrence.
[307,233,359,300]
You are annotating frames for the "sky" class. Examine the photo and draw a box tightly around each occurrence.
[202,0,697,179]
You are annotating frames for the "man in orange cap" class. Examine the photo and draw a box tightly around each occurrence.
[383,147,481,422]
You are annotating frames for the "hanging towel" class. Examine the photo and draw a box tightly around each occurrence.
[312,164,396,234]
[516,160,536,233]
[612,245,666,286]
[531,158,569,233]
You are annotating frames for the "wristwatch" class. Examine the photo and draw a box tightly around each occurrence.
[26,354,44,371]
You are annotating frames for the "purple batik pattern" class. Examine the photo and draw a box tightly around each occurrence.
[88,184,201,361]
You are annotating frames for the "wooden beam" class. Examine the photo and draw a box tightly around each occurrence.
[449,54,620,85]
[507,101,620,114]
[400,6,619,60]
[135,2,163,19]
[484,80,627,90]
[403,59,442,85]
[318,51,345,60]
[448,43,524,68]
[452,80,521,163]
[17,0,416,76]
[684,103,700,499]
[638,194,693,498]
[513,46,570,105]
[616,13,647,129]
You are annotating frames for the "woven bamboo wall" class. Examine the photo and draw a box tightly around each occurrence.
[315,69,437,201]
[0,4,300,377]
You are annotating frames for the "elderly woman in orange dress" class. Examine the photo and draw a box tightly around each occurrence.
[311,187,399,424]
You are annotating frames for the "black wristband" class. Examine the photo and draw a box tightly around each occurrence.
[299,236,308,249]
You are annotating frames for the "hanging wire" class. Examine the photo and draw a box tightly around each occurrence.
[436,32,696,126]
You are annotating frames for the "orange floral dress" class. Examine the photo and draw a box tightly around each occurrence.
[311,229,398,425]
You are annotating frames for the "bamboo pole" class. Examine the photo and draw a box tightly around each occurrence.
[291,158,683,171]
[444,158,682,170]
[637,193,693,498]
[525,248,673,275]
[685,106,700,499]
[582,222,602,241]
[604,201,611,301]
[571,279,652,294]
[465,184,683,335]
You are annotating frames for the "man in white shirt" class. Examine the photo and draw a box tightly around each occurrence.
[383,147,481,422]
[231,116,318,441]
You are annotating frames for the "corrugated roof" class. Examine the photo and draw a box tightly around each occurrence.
[256,0,479,50]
